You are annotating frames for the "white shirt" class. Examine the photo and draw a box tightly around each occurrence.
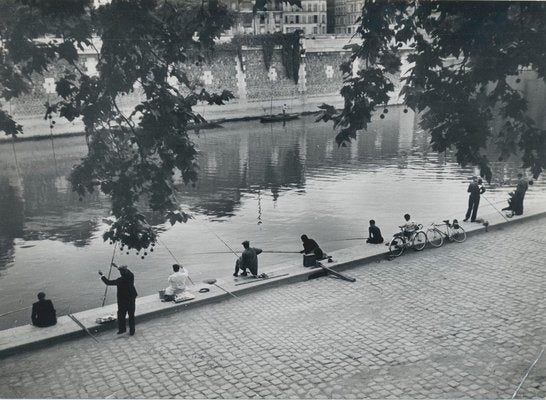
[165,269,188,295]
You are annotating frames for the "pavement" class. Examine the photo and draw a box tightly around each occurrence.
[1,214,545,398]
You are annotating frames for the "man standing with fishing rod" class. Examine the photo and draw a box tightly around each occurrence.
[99,263,138,336]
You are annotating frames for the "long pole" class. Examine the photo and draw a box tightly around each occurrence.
[482,194,510,222]
[101,242,118,307]
[158,239,195,286]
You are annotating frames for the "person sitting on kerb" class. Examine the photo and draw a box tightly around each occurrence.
[164,264,189,300]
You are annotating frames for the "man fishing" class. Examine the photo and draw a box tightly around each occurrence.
[299,234,325,259]
[99,263,138,336]
[513,173,530,215]
[366,220,384,244]
[233,240,262,278]
[31,292,57,328]
[464,176,486,222]
[164,264,189,300]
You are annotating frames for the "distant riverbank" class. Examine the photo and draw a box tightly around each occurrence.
[1,93,345,142]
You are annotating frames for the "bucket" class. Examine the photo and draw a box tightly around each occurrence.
[303,253,316,267]
[158,290,165,300]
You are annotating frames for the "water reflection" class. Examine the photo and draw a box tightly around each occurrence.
[0,105,545,329]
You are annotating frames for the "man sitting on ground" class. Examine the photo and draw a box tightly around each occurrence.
[31,292,57,328]
[234,240,262,277]
[366,220,384,244]
[299,234,325,259]
[164,264,189,300]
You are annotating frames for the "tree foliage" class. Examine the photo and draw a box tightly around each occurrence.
[317,1,546,182]
[0,0,302,252]
[1,0,235,252]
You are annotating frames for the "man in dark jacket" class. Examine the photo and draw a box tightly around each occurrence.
[366,220,384,244]
[234,241,263,277]
[513,173,529,215]
[31,292,57,327]
[300,234,325,259]
[99,263,138,335]
[464,177,486,222]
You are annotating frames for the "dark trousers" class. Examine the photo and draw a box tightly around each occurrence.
[234,259,257,276]
[465,196,480,221]
[117,299,135,334]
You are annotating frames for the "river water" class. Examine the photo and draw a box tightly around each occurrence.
[1,107,545,330]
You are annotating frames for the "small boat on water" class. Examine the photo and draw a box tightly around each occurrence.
[260,113,299,123]
[188,118,225,131]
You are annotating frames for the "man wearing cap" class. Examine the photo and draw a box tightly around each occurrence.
[233,240,262,277]
[464,176,486,222]
[99,263,138,335]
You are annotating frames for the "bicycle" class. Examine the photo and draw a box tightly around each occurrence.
[425,219,466,247]
[388,224,427,257]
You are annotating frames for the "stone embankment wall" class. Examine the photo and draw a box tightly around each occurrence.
[7,37,403,136]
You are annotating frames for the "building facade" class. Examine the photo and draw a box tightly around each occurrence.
[221,0,327,36]
[282,0,327,35]
[334,0,364,34]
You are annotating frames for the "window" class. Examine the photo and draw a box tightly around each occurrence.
[314,4,318,11]
[296,15,299,23]
[285,15,288,23]
[313,26,318,34]
[322,14,326,23]
[314,14,318,23]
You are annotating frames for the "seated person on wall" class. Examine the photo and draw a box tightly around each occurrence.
[234,240,263,278]
[31,292,57,328]
[164,264,189,300]
[299,234,325,259]
[366,220,384,244]
[398,213,417,239]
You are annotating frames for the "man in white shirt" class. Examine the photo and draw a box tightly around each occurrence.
[401,213,417,239]
[164,264,188,298]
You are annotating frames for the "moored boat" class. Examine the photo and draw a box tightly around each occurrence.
[260,113,299,123]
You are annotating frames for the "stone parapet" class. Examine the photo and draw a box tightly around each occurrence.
[1,201,544,359]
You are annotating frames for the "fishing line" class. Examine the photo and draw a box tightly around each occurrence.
[10,136,22,182]
[512,347,544,399]
[193,216,240,258]
[0,306,31,319]
[157,238,195,286]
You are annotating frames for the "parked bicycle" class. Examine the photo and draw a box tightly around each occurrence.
[388,224,427,257]
[425,219,466,247]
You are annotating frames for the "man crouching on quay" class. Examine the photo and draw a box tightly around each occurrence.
[233,240,262,278]
[99,263,138,336]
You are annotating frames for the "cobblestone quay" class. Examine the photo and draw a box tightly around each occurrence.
[1,216,545,399]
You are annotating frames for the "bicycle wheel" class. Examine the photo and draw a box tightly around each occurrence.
[451,226,466,243]
[426,228,444,247]
[412,231,427,251]
[389,237,405,257]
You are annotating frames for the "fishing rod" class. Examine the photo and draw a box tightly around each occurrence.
[203,278,241,301]
[101,242,118,307]
[181,250,300,256]
[482,194,510,223]
[68,314,100,343]
[158,238,195,286]
[330,237,367,242]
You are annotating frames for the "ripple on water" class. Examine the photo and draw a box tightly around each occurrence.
[0,112,545,329]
